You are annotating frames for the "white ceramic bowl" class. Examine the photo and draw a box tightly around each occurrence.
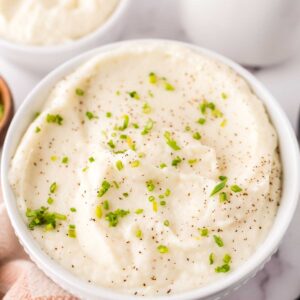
[0,0,131,74]
[1,40,300,300]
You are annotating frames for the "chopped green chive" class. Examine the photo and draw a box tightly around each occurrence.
[223,254,231,264]
[230,185,243,193]
[34,112,40,120]
[164,131,181,151]
[103,200,110,210]
[220,119,227,127]
[135,208,144,214]
[106,112,112,118]
[171,156,182,167]
[164,220,170,227]
[164,82,175,91]
[47,197,54,205]
[75,88,85,96]
[165,189,171,197]
[120,134,127,139]
[210,177,227,196]
[141,118,154,135]
[89,157,95,162]
[193,132,201,140]
[95,205,103,218]
[213,235,224,247]
[159,163,167,169]
[157,245,169,254]
[82,166,89,172]
[50,182,57,194]
[107,140,116,149]
[116,160,124,171]
[46,114,63,125]
[131,160,140,168]
[68,224,76,238]
[188,158,198,165]
[50,156,57,162]
[199,227,209,237]
[149,72,157,84]
[160,200,166,206]
[35,127,41,133]
[117,115,129,131]
[128,91,140,100]
[197,118,206,125]
[148,196,155,202]
[142,102,152,114]
[123,192,129,198]
[221,92,228,100]
[132,123,139,129]
[26,206,66,230]
[146,180,155,192]
[136,228,143,239]
[152,200,158,212]
[70,207,77,213]
[62,156,69,164]
[86,111,97,120]
[215,264,230,273]
[97,180,111,197]
[219,192,228,203]
[105,209,130,227]
[209,253,215,265]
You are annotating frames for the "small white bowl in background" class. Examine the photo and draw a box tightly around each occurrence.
[0,0,131,74]
[1,40,299,300]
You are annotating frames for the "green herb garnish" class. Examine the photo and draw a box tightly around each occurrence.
[35,127,41,133]
[89,157,95,162]
[215,264,230,273]
[213,235,224,247]
[164,131,181,151]
[107,140,116,149]
[135,208,144,214]
[199,227,209,237]
[68,224,76,238]
[146,180,155,192]
[116,160,124,171]
[230,185,243,193]
[219,192,228,203]
[26,206,66,230]
[128,91,140,100]
[46,114,63,125]
[209,253,215,265]
[50,182,57,193]
[197,118,206,125]
[142,102,152,114]
[149,72,157,84]
[97,181,111,197]
[157,245,169,254]
[103,200,110,210]
[171,156,182,167]
[141,118,154,135]
[106,112,112,118]
[86,111,97,120]
[105,209,130,227]
[210,176,227,196]
[62,156,69,164]
[75,88,85,96]
[193,132,201,140]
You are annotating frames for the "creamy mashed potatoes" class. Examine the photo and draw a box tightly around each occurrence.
[0,0,119,45]
[9,43,281,296]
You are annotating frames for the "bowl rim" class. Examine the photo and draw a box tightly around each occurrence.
[0,0,131,54]
[1,39,300,300]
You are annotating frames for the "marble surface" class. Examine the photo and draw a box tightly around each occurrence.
[0,1,299,299]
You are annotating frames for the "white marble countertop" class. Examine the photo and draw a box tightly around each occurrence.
[0,1,299,299]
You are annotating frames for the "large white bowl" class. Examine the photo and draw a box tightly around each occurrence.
[0,0,131,73]
[1,40,300,300]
